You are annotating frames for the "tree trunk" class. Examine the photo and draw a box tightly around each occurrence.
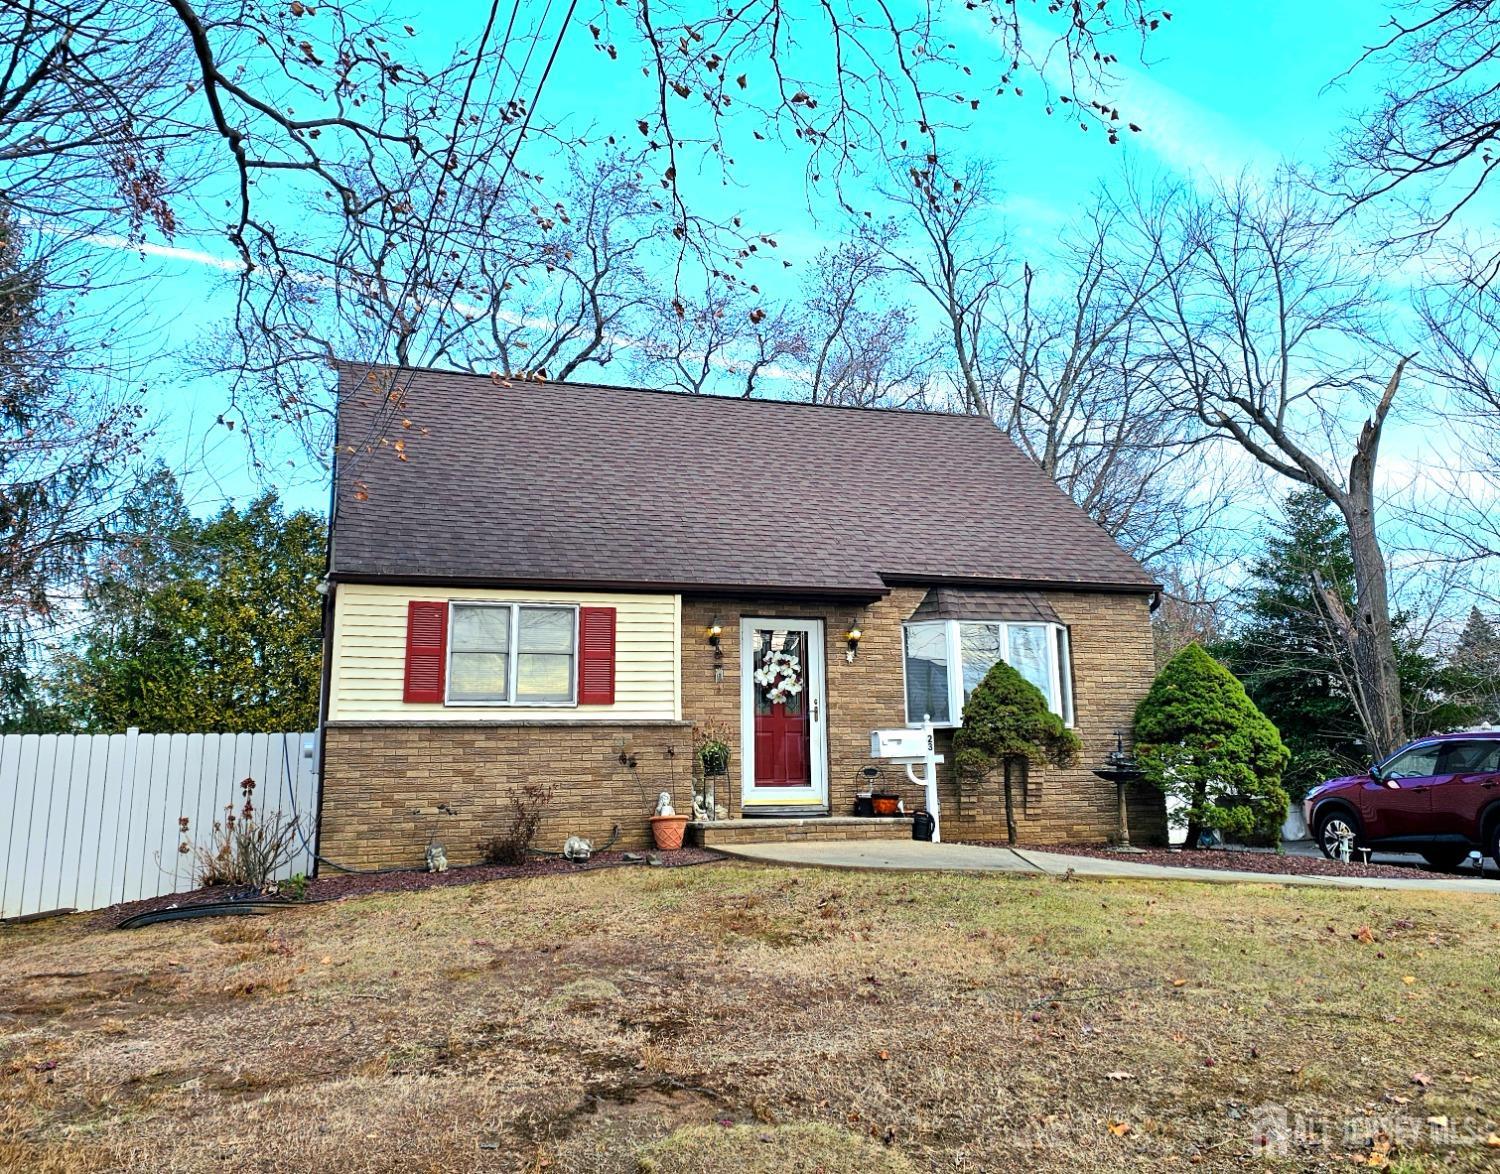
[1184,776,1207,850]
[1336,358,1411,757]
[1002,759,1017,845]
[1340,485,1406,757]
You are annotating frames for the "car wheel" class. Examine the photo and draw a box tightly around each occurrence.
[1315,808,1362,862]
[1421,846,1470,872]
[1489,822,1500,874]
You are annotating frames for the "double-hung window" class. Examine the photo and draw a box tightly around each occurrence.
[903,620,1073,727]
[447,603,577,705]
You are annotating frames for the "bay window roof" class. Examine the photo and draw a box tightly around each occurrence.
[906,587,1060,625]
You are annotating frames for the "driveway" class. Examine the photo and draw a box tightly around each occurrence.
[716,839,1500,893]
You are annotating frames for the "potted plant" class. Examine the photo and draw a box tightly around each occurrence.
[695,723,732,778]
[693,723,731,822]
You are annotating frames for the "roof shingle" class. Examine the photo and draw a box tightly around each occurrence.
[330,365,1156,597]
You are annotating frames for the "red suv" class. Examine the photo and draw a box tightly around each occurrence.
[1304,731,1500,871]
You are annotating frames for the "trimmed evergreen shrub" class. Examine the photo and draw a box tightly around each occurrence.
[954,660,1080,842]
[1134,643,1290,847]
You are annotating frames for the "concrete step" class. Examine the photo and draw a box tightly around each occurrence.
[690,815,914,848]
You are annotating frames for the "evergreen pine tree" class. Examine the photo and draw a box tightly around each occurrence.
[954,660,1079,844]
[1135,643,1290,848]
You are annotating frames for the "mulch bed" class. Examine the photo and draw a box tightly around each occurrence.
[1046,842,1498,882]
[94,847,726,928]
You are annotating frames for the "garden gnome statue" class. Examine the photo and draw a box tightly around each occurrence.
[655,791,675,817]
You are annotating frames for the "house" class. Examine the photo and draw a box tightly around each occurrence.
[317,363,1167,868]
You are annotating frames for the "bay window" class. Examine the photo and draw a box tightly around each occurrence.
[903,619,1074,727]
[447,602,577,705]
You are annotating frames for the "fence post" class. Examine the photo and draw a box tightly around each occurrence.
[113,727,140,907]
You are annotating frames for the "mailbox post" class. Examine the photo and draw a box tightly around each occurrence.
[869,718,944,843]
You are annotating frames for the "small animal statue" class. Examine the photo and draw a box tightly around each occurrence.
[713,803,728,820]
[655,791,675,817]
[563,835,593,863]
[425,841,448,873]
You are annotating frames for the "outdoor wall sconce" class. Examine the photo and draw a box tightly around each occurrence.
[845,625,863,662]
[707,618,725,684]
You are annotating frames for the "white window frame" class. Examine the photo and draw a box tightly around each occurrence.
[444,601,579,707]
[901,619,1075,729]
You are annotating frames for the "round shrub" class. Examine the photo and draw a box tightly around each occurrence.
[1134,643,1290,847]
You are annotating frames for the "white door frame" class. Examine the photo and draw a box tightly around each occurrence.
[739,617,828,810]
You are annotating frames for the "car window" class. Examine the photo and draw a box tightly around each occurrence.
[1437,741,1500,774]
[1382,744,1441,778]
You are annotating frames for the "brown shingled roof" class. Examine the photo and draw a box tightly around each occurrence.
[330,364,1156,598]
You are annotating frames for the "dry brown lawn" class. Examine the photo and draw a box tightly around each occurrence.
[2,862,1498,1172]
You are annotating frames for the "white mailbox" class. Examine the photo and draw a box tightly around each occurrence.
[870,727,931,760]
[868,721,944,844]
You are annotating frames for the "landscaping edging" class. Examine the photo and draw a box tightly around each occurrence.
[1042,842,1495,882]
[92,848,727,928]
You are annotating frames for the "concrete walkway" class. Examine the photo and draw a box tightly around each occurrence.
[715,840,1500,893]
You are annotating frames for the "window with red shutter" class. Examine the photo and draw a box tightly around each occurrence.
[577,606,616,705]
[403,600,448,703]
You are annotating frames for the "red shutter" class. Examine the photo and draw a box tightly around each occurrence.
[403,601,448,703]
[578,606,616,705]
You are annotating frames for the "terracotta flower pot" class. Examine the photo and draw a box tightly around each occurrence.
[650,814,690,851]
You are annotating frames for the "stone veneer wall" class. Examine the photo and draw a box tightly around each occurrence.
[319,721,691,870]
[679,589,1166,845]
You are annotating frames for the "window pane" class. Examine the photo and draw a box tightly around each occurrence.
[1384,744,1440,778]
[1007,624,1054,709]
[1054,627,1074,726]
[959,623,1004,701]
[517,652,573,701]
[904,623,950,724]
[518,607,574,653]
[448,651,508,701]
[753,629,807,715]
[451,605,510,653]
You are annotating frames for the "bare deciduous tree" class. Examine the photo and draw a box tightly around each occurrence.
[1337,0,1500,279]
[1133,174,1414,754]
[796,232,937,408]
[870,163,1220,565]
[1412,251,1500,602]
[992,202,1219,565]
[1,1,1173,455]
[875,159,1010,416]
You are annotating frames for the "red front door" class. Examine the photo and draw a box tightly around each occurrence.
[752,627,811,788]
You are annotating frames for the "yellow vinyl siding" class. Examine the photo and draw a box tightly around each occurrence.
[328,583,681,722]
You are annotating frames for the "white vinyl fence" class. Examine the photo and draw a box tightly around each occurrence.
[1,729,318,920]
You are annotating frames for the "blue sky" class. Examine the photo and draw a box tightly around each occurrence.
[107,1,1393,518]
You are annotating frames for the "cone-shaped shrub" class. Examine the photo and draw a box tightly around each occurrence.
[1134,643,1290,846]
[954,660,1080,783]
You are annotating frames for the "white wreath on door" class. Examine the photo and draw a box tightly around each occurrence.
[753,649,804,705]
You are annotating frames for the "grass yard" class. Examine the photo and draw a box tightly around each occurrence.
[2,863,1499,1172]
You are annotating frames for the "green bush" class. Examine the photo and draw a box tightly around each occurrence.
[1134,643,1290,847]
[954,660,1079,842]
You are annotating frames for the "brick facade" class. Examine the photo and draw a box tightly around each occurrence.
[320,586,1165,870]
[679,589,1166,845]
[320,721,692,870]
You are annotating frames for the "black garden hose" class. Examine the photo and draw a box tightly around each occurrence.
[116,900,296,930]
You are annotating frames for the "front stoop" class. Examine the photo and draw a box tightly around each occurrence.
[689,815,914,848]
